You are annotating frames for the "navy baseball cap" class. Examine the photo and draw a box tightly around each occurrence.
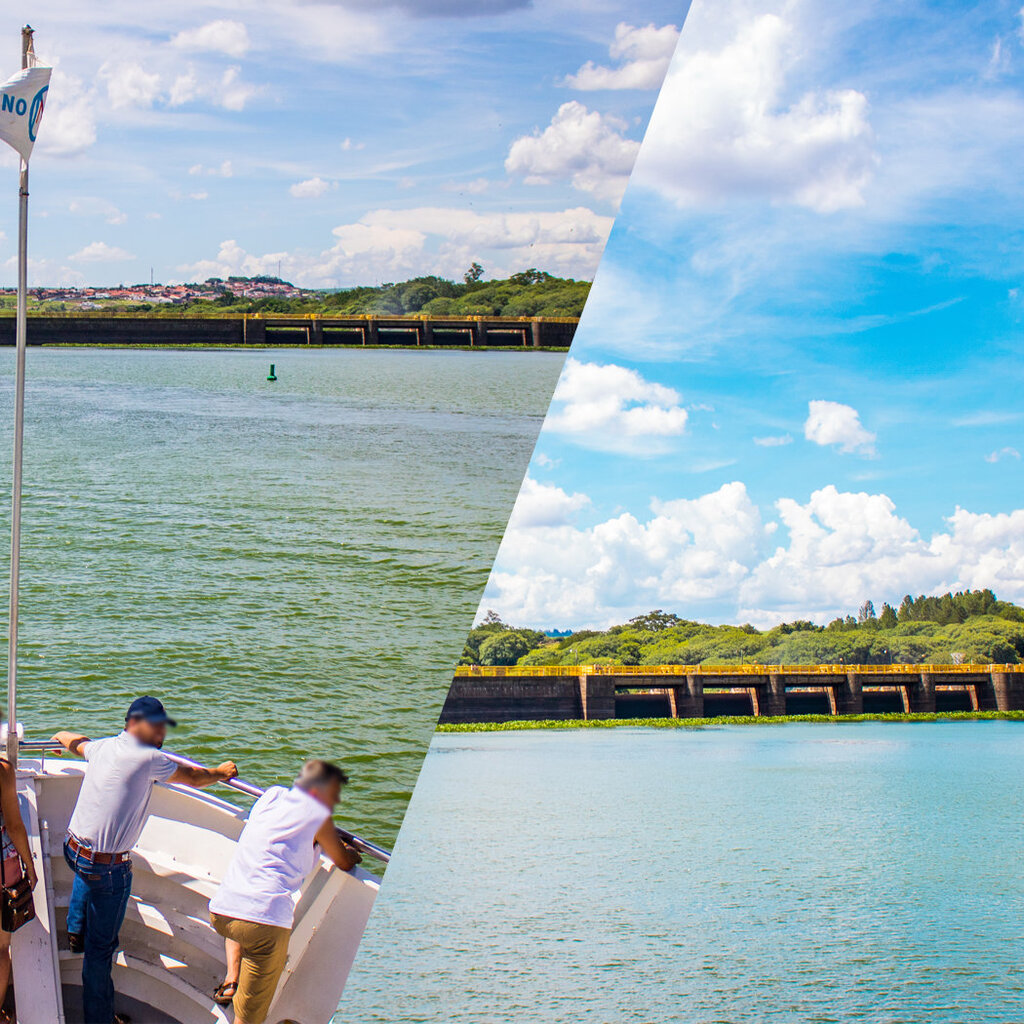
[126,696,177,728]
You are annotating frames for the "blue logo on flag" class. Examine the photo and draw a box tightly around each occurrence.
[28,85,46,142]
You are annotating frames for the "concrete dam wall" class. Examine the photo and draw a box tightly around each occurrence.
[440,665,1024,723]
[0,314,578,349]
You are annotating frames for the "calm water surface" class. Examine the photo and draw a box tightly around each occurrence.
[0,347,562,851]
[345,722,1024,1022]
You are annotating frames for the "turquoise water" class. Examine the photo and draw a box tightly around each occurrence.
[0,347,562,851]
[345,722,1024,1021]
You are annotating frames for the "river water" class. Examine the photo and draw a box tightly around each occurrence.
[344,722,1024,1022]
[0,347,562,851]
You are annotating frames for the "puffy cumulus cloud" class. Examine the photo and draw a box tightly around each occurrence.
[163,66,258,111]
[98,61,161,110]
[634,12,877,212]
[69,241,136,262]
[505,102,641,204]
[544,358,688,455]
[804,400,876,456]
[170,20,251,58]
[739,488,1024,624]
[289,176,332,199]
[483,481,766,627]
[507,478,590,529]
[566,22,680,91]
[35,70,97,157]
[178,205,614,286]
[485,481,1024,629]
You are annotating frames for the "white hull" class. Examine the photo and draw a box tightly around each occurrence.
[9,757,379,1024]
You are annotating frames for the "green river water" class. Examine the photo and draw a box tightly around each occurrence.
[0,346,562,853]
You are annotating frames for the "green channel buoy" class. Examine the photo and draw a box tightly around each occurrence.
[267,363,277,382]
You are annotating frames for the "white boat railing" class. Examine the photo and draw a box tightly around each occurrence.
[17,738,392,864]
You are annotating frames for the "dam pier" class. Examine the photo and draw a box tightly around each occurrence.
[0,313,578,349]
[441,664,1024,724]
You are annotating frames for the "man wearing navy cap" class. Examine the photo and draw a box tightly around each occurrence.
[53,697,238,1024]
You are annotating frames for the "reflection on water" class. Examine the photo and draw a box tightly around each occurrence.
[0,347,562,850]
[345,722,1024,1022]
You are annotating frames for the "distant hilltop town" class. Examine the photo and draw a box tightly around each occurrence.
[11,276,310,310]
[0,269,591,319]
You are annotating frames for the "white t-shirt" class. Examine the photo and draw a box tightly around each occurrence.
[210,786,331,929]
[67,731,178,854]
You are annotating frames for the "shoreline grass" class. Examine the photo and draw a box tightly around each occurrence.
[436,709,1024,732]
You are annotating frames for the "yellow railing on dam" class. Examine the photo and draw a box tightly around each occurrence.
[453,663,1024,677]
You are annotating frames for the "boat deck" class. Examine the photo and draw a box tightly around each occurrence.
[11,757,379,1024]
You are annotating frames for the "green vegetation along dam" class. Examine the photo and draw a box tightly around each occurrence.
[441,664,1024,723]
[0,313,578,348]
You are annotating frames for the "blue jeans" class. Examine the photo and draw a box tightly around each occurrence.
[64,840,133,1024]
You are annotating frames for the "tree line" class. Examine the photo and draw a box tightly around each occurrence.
[64,267,591,319]
[461,591,1024,667]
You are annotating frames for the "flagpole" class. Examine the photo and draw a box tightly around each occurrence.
[6,25,32,767]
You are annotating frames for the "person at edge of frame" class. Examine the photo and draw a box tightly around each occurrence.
[53,696,238,1024]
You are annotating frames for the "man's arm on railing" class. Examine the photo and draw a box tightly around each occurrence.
[315,820,362,871]
[51,731,90,757]
[169,761,239,789]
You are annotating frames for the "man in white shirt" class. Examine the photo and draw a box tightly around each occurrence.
[53,696,238,1024]
[209,759,360,1024]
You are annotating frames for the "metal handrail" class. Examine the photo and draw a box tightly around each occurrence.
[17,740,391,864]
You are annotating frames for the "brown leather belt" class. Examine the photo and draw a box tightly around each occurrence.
[66,834,130,865]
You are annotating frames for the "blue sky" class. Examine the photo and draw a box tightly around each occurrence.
[483,0,1024,629]
[0,0,684,286]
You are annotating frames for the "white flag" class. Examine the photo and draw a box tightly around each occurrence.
[0,65,50,163]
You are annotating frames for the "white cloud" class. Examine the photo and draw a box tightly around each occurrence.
[166,65,256,111]
[69,197,126,225]
[99,61,161,110]
[69,241,135,262]
[171,20,251,59]
[505,101,641,204]
[804,400,876,456]
[37,70,97,157]
[219,67,257,111]
[340,137,365,151]
[484,481,765,627]
[740,488,1024,624]
[169,72,201,107]
[566,22,680,91]
[178,205,614,286]
[507,478,590,529]
[754,434,793,447]
[634,12,877,213]
[486,481,1024,628]
[191,160,233,178]
[443,177,491,195]
[985,446,1021,463]
[544,358,688,455]
[290,176,332,199]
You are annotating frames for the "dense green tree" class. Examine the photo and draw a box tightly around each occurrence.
[478,631,532,666]
[457,591,1024,668]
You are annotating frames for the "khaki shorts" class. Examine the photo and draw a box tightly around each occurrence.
[211,912,291,1024]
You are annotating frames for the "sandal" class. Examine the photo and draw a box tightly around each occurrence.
[213,982,238,1006]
